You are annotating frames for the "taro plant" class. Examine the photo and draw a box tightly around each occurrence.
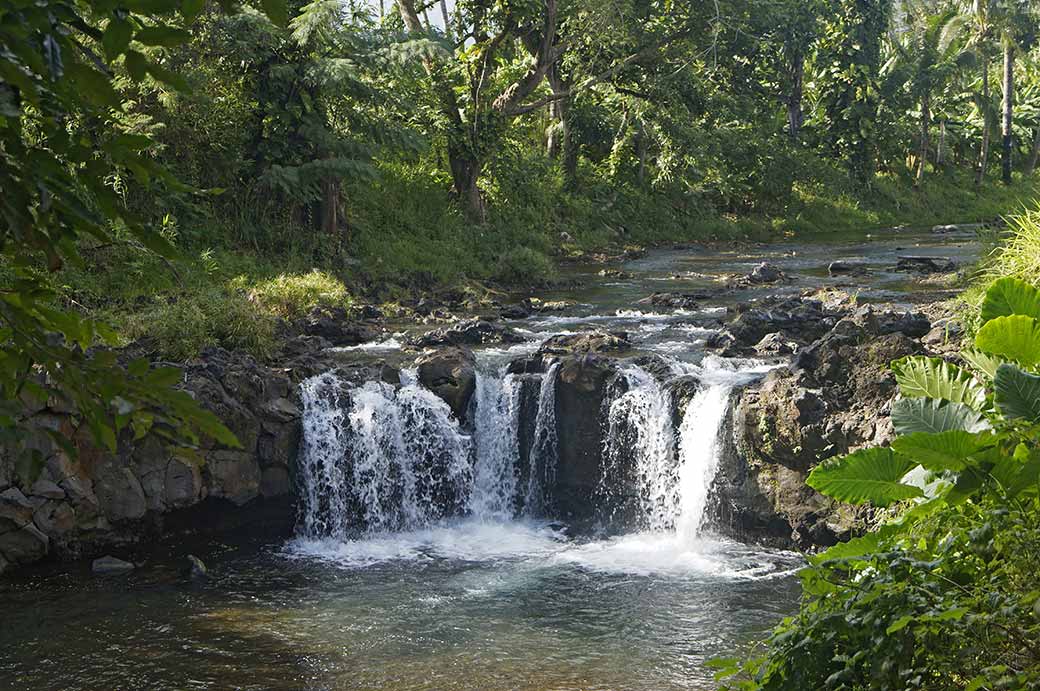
[715,276,1040,690]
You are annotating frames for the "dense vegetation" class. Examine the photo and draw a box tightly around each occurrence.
[714,216,1040,689]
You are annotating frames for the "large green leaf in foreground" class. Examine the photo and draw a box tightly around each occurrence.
[975,315,1040,369]
[891,398,991,435]
[980,276,1040,323]
[994,363,1040,421]
[891,356,987,410]
[807,448,923,506]
[891,430,991,471]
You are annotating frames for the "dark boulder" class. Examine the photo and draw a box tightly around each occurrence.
[416,346,477,423]
[293,306,379,346]
[92,555,134,574]
[538,330,630,356]
[894,256,956,273]
[637,292,714,309]
[828,260,868,277]
[746,262,787,284]
[551,355,622,524]
[410,318,523,348]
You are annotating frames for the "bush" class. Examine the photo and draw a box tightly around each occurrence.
[237,269,351,318]
[116,287,277,361]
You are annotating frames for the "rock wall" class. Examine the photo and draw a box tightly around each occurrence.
[709,301,935,548]
[0,347,302,575]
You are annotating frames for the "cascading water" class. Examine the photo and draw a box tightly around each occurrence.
[296,351,763,541]
[468,368,522,521]
[297,370,473,537]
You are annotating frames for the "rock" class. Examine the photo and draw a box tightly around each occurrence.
[185,554,207,580]
[560,231,575,243]
[499,303,531,319]
[92,555,134,574]
[828,260,868,277]
[532,299,574,312]
[551,356,623,524]
[895,256,956,273]
[29,479,65,500]
[165,458,203,508]
[931,224,960,234]
[260,466,291,498]
[598,268,631,279]
[637,292,713,309]
[0,488,35,526]
[415,346,477,423]
[33,500,76,538]
[709,297,835,354]
[746,262,786,284]
[850,305,930,339]
[294,307,379,346]
[94,462,147,522]
[410,319,523,348]
[206,450,261,506]
[0,521,49,564]
[539,330,630,356]
[754,332,798,355]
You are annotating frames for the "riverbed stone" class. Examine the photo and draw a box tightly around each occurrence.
[0,520,49,564]
[539,330,630,356]
[165,458,203,508]
[746,262,786,284]
[30,479,65,500]
[415,346,477,423]
[411,319,523,348]
[94,461,147,522]
[92,555,134,574]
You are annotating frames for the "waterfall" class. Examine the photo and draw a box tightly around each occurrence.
[297,370,473,537]
[468,369,522,521]
[674,384,732,538]
[296,355,754,541]
[602,364,679,530]
[523,362,560,516]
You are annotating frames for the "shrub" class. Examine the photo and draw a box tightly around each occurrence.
[237,269,351,318]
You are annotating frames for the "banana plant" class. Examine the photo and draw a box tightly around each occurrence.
[807,276,1040,551]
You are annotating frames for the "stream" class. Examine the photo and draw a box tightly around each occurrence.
[0,226,980,691]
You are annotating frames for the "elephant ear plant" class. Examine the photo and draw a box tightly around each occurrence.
[714,276,1040,691]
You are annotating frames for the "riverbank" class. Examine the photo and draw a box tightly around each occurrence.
[36,171,1038,363]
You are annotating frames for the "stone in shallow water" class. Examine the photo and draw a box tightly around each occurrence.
[92,555,134,574]
[185,554,207,580]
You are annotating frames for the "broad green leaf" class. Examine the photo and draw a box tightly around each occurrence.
[181,0,206,20]
[807,448,923,506]
[891,430,991,471]
[124,50,148,81]
[134,25,191,47]
[991,448,1040,498]
[993,363,1040,421]
[886,615,914,634]
[891,398,991,435]
[980,276,1040,323]
[102,18,134,60]
[961,349,1005,379]
[260,0,289,26]
[974,315,1040,369]
[891,356,987,410]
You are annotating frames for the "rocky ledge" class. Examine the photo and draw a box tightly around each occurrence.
[0,347,303,575]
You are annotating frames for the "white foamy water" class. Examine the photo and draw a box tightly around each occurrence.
[468,369,522,520]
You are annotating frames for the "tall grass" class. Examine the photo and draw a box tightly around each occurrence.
[985,204,1040,285]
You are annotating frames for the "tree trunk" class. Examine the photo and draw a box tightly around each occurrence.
[439,0,451,38]
[448,145,485,223]
[635,123,649,186]
[936,119,947,167]
[319,177,340,237]
[976,55,991,186]
[786,49,804,141]
[547,67,577,189]
[915,90,931,186]
[1027,127,1040,176]
[1001,41,1014,185]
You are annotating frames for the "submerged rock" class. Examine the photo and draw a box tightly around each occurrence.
[637,291,714,309]
[828,260,868,277]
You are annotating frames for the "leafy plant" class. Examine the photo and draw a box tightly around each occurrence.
[717,275,1040,690]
